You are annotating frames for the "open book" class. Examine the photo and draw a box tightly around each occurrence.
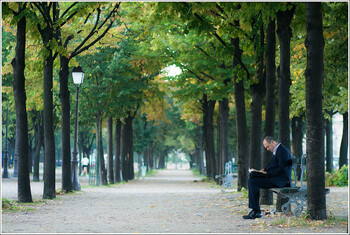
[249,168,268,178]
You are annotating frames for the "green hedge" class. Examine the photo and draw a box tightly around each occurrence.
[325,165,348,187]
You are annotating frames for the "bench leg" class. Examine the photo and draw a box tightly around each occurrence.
[280,191,307,217]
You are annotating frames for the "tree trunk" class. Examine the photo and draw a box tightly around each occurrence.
[325,115,333,172]
[95,117,100,185]
[231,36,249,191]
[32,111,43,182]
[202,94,216,178]
[292,116,304,180]
[114,119,122,182]
[217,98,229,176]
[158,147,166,169]
[99,118,108,185]
[339,112,348,168]
[11,5,32,202]
[59,55,72,192]
[41,24,56,200]
[198,126,205,175]
[143,145,150,171]
[28,134,33,173]
[305,2,327,220]
[276,4,295,211]
[125,114,134,180]
[261,18,276,205]
[121,122,128,181]
[249,24,265,170]
[107,117,114,184]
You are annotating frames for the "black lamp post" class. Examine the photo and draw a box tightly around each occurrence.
[71,65,84,191]
[2,107,9,178]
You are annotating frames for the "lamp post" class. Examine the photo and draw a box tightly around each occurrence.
[2,107,9,178]
[71,65,84,191]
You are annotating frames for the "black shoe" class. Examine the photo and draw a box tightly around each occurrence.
[242,210,262,219]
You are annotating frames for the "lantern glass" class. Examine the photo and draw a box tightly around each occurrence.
[72,72,84,85]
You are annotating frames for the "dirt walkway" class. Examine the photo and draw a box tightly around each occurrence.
[1,169,348,233]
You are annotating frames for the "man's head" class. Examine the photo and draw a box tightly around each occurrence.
[263,136,278,153]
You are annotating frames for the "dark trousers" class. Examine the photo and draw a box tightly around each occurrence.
[248,177,280,211]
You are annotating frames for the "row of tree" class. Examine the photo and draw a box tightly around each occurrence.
[2,2,348,221]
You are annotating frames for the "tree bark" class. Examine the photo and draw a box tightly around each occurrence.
[217,98,229,176]
[261,18,276,205]
[37,4,57,199]
[99,117,108,185]
[114,119,122,182]
[305,2,327,220]
[95,117,100,185]
[249,24,265,170]
[292,116,304,179]
[121,122,128,181]
[325,114,333,172]
[32,111,43,182]
[107,117,114,184]
[276,4,295,211]
[59,55,72,192]
[125,114,134,180]
[231,36,249,191]
[339,112,348,168]
[11,4,32,202]
[202,94,216,178]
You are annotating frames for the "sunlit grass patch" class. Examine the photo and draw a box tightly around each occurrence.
[268,213,348,229]
[2,198,42,212]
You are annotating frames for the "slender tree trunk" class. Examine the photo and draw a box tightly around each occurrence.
[11,5,32,202]
[292,116,304,180]
[339,112,348,168]
[121,122,128,181]
[231,36,249,191]
[41,26,56,199]
[305,2,326,220]
[125,114,134,180]
[261,18,276,205]
[28,134,33,173]
[107,117,114,184]
[325,115,333,172]
[59,55,72,192]
[249,25,265,170]
[198,126,205,175]
[32,111,43,182]
[276,4,295,211]
[217,98,229,176]
[158,146,166,169]
[114,119,121,182]
[95,117,100,185]
[99,118,107,185]
[202,94,216,178]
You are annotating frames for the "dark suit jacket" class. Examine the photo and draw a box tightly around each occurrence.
[265,143,292,187]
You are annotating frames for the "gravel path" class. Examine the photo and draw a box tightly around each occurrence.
[1,169,348,233]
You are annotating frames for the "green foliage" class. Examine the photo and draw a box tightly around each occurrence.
[240,187,248,198]
[325,165,348,187]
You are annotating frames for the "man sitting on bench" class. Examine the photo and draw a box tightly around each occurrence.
[242,136,292,219]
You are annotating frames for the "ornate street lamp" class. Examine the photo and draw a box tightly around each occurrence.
[2,107,9,178]
[71,65,84,191]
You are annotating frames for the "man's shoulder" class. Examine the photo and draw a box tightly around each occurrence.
[277,144,291,155]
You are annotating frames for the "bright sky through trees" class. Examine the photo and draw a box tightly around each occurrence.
[163,64,182,77]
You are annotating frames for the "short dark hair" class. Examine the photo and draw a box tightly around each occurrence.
[264,136,276,143]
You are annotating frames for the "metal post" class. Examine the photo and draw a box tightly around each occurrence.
[2,107,9,178]
[13,127,18,177]
[71,86,81,191]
